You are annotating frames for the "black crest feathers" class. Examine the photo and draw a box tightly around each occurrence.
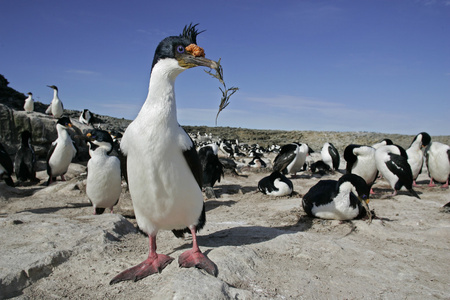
[181,23,205,44]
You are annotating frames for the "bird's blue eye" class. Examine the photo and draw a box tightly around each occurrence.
[176,45,185,54]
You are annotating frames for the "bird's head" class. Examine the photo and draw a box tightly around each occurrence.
[419,132,431,148]
[27,92,33,96]
[56,116,72,128]
[86,129,114,154]
[47,85,58,91]
[339,174,370,204]
[151,23,219,73]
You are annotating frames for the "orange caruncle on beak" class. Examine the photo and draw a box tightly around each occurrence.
[186,44,205,57]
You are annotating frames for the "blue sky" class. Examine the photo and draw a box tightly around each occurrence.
[1,0,449,135]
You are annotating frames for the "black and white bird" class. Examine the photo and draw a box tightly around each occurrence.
[14,130,38,183]
[110,24,219,284]
[45,85,64,118]
[375,145,420,198]
[46,117,77,185]
[258,171,293,197]
[248,155,267,168]
[273,143,309,177]
[344,144,378,190]
[24,92,34,113]
[79,109,93,125]
[321,142,340,171]
[0,142,14,187]
[425,141,450,188]
[302,174,371,221]
[198,143,224,199]
[86,129,121,214]
[310,160,332,176]
[406,132,431,186]
[219,139,234,158]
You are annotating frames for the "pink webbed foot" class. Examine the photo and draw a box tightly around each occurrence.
[370,188,375,195]
[178,248,218,276]
[412,180,418,187]
[110,254,174,284]
[428,179,436,187]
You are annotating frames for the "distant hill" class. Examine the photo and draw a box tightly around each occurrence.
[1,74,449,154]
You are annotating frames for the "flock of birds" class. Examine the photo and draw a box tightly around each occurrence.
[1,24,450,284]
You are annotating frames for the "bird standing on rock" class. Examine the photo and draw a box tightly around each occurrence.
[110,24,219,284]
[46,117,77,185]
[24,92,34,113]
[46,85,64,118]
[86,129,121,214]
[15,130,38,183]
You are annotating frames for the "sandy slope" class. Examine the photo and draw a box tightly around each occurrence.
[1,158,449,299]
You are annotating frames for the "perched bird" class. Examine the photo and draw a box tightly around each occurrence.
[46,117,77,185]
[310,160,332,176]
[372,138,393,150]
[79,109,93,125]
[425,141,450,188]
[258,171,293,197]
[375,145,420,198]
[110,24,219,284]
[198,143,224,199]
[273,143,309,177]
[46,85,64,118]
[321,142,340,171]
[14,130,38,183]
[406,132,431,186]
[24,92,34,113]
[86,129,122,214]
[302,174,370,221]
[344,144,378,190]
[0,142,14,187]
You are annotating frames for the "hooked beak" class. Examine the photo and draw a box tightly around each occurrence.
[178,43,220,71]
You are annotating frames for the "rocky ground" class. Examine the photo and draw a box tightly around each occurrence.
[1,155,449,299]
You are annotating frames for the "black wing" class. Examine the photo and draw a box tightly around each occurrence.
[302,180,338,217]
[344,144,359,173]
[386,153,420,198]
[328,143,340,170]
[258,172,278,194]
[198,146,224,188]
[173,128,205,238]
[273,144,298,172]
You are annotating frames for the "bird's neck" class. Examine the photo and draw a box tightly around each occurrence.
[138,60,185,126]
[53,89,59,101]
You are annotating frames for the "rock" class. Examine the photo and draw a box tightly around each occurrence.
[0,213,135,299]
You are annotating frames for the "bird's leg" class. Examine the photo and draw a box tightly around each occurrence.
[412,180,418,187]
[110,234,174,284]
[441,179,449,189]
[390,190,398,197]
[178,226,218,276]
[428,178,436,187]
[61,175,66,181]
